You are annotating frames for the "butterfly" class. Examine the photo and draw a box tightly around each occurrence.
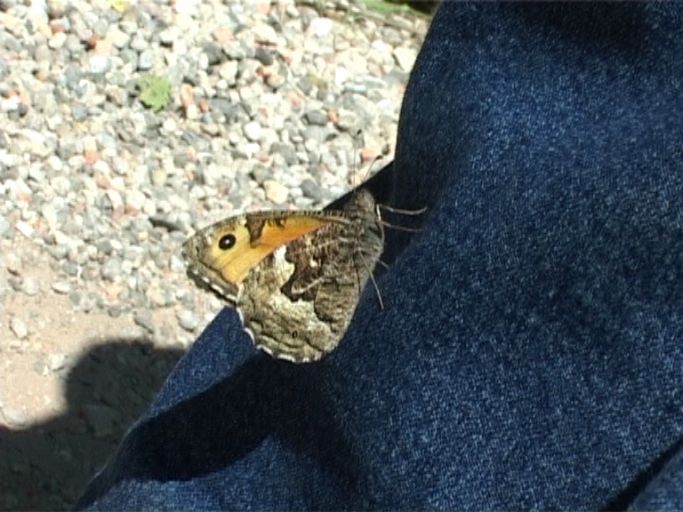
[182,188,384,363]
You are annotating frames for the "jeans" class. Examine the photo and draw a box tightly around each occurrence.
[79,3,683,509]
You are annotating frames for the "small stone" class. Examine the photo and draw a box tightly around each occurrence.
[218,61,238,84]
[48,31,67,49]
[5,254,22,275]
[138,49,154,70]
[176,308,199,332]
[10,317,28,339]
[393,46,417,73]
[107,26,130,48]
[185,103,200,120]
[134,309,155,333]
[169,254,185,273]
[209,96,233,115]
[51,281,71,294]
[47,352,67,372]
[275,139,299,159]
[252,23,279,45]
[101,257,122,282]
[130,34,147,52]
[125,189,146,212]
[151,168,168,185]
[71,103,89,121]
[41,203,59,229]
[301,178,325,202]
[202,41,224,65]
[158,27,178,47]
[68,291,81,306]
[62,262,80,279]
[243,120,263,142]
[22,277,40,296]
[9,277,22,292]
[79,293,98,313]
[307,17,334,37]
[334,108,360,132]
[105,190,123,210]
[2,405,27,428]
[266,71,285,89]
[254,47,274,66]
[0,215,9,237]
[213,26,233,44]
[108,305,123,317]
[15,221,33,237]
[263,179,289,204]
[7,179,32,201]
[174,0,198,15]
[304,110,328,126]
[250,165,270,184]
[200,163,229,187]
[88,54,111,75]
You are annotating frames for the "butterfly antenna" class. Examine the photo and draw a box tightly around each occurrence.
[379,204,428,215]
[357,250,390,270]
[376,258,390,270]
[367,267,384,310]
[380,220,423,233]
[357,251,384,310]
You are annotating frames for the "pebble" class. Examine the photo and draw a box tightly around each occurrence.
[305,110,328,126]
[263,179,289,204]
[138,49,154,70]
[48,31,67,49]
[22,277,40,296]
[243,120,263,142]
[47,352,68,372]
[101,257,123,282]
[301,178,325,202]
[393,46,418,73]
[10,317,28,339]
[51,281,71,294]
[15,221,33,237]
[176,308,199,332]
[266,70,285,89]
[134,309,155,333]
[88,54,111,75]
[108,26,130,49]
[1,405,28,428]
[252,23,279,45]
[0,215,9,237]
[5,254,22,275]
[307,17,334,38]
[125,189,146,212]
[254,47,274,66]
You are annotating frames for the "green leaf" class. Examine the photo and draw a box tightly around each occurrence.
[138,74,171,112]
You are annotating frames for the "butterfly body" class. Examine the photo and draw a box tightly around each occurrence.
[183,189,384,363]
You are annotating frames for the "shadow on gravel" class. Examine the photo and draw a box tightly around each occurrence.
[0,338,184,510]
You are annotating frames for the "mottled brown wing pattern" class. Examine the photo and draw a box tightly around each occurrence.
[238,189,384,362]
[183,188,384,363]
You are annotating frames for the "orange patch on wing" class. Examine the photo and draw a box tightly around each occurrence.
[257,215,339,247]
[210,215,338,285]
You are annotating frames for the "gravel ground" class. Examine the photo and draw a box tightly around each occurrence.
[0,0,427,508]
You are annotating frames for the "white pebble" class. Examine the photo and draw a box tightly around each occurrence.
[10,317,28,340]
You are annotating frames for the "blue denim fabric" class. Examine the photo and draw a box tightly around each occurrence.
[79,3,683,509]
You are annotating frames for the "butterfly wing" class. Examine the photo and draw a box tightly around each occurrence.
[184,189,384,363]
[239,190,384,362]
[183,212,338,302]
